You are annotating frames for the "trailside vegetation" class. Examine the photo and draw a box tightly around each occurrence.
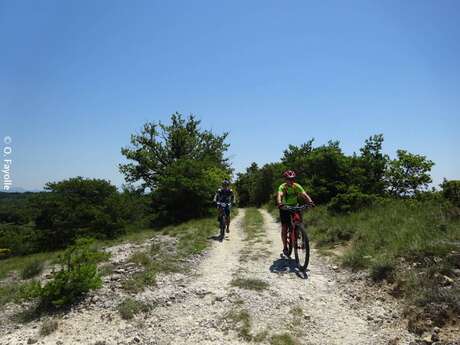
[236,134,459,326]
[119,112,231,223]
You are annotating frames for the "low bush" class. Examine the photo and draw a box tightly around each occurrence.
[369,257,395,282]
[441,179,460,207]
[117,298,152,320]
[19,238,103,310]
[327,188,376,214]
[40,319,59,336]
[0,247,11,259]
[20,260,44,279]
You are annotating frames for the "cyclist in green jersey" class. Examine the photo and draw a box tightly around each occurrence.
[276,170,314,257]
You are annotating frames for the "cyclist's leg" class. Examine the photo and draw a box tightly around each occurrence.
[217,207,223,221]
[281,224,288,249]
[279,209,289,254]
[225,207,230,232]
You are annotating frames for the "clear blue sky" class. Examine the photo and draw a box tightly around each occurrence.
[1,0,459,190]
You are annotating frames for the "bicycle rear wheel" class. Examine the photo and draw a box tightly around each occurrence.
[294,224,310,271]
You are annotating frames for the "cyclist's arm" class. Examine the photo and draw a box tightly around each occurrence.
[300,192,314,205]
[276,191,284,206]
[213,191,218,203]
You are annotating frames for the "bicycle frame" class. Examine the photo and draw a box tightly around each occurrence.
[287,209,303,246]
[281,204,307,230]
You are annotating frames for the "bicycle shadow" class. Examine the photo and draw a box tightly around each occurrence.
[208,234,229,242]
[269,255,309,280]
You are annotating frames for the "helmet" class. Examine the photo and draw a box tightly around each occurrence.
[283,170,296,179]
[222,179,230,186]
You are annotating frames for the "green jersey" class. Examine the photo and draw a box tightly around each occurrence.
[278,182,306,206]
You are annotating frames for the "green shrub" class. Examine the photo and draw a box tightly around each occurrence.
[40,319,59,336]
[35,177,126,250]
[20,260,44,279]
[270,333,300,345]
[0,224,42,256]
[153,159,228,223]
[117,298,152,320]
[369,257,395,282]
[19,238,103,310]
[327,189,376,214]
[0,280,40,306]
[441,179,460,207]
[0,247,11,259]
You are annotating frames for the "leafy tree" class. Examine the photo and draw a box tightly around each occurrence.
[386,150,434,196]
[301,141,352,203]
[441,179,460,207]
[281,140,353,204]
[355,134,388,195]
[120,113,231,221]
[35,177,124,249]
[153,159,228,223]
[235,163,260,207]
[120,113,230,191]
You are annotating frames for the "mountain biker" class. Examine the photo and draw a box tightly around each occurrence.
[276,170,314,257]
[213,180,235,233]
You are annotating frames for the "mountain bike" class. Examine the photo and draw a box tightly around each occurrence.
[217,202,231,239]
[280,204,311,271]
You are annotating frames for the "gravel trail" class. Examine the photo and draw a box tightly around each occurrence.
[0,208,417,345]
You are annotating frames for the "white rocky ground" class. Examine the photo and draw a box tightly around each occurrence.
[1,209,454,345]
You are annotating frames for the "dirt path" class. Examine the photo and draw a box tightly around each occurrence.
[253,209,415,345]
[143,208,414,345]
[0,209,417,345]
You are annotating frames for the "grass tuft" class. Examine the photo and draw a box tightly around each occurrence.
[39,319,59,336]
[270,333,301,345]
[224,309,253,341]
[117,297,153,320]
[243,208,264,241]
[231,277,269,291]
[20,260,44,280]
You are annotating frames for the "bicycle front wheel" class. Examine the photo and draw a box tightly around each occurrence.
[294,224,310,271]
[286,226,293,257]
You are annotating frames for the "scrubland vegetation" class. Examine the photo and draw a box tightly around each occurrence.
[0,114,458,324]
[238,135,459,321]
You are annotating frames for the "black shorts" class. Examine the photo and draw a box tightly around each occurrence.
[279,209,291,225]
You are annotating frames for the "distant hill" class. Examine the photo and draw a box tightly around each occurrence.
[1,187,43,193]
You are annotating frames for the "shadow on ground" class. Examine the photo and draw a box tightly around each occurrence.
[269,256,309,279]
[208,235,230,242]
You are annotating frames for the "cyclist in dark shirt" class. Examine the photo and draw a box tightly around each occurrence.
[213,180,235,233]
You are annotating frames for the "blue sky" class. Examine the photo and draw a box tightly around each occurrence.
[1,0,459,190]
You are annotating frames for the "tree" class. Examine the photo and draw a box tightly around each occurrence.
[153,159,228,222]
[35,177,124,249]
[441,179,460,207]
[120,113,230,191]
[386,150,434,196]
[234,163,260,207]
[120,113,231,221]
[356,134,388,195]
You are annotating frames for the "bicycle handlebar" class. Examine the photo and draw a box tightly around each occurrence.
[279,204,312,212]
[216,202,232,208]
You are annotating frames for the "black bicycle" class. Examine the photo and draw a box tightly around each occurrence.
[217,202,231,240]
[280,204,311,271]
